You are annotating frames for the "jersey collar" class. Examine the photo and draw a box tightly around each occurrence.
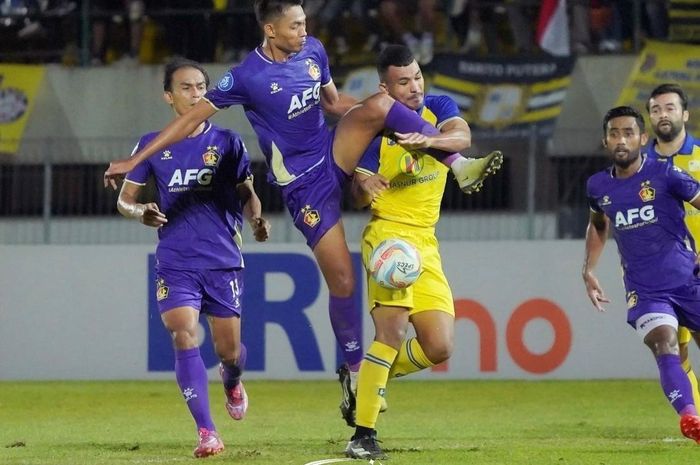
[648,131,697,158]
[610,154,646,178]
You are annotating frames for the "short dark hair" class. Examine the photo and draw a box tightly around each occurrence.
[377,44,416,78]
[646,83,688,111]
[603,106,645,135]
[254,0,303,24]
[163,58,210,91]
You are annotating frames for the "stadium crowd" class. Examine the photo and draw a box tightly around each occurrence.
[0,0,688,66]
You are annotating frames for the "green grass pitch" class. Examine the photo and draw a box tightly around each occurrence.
[0,379,695,464]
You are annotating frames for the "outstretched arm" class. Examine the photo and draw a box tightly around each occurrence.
[104,100,218,189]
[321,82,358,117]
[117,181,167,227]
[582,210,610,312]
[237,178,270,242]
[395,117,471,153]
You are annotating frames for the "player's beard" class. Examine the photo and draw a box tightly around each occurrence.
[612,148,640,170]
[654,119,683,142]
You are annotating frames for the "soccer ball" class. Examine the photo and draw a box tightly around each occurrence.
[368,238,422,289]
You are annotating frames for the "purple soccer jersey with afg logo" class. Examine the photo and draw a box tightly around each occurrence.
[126,121,252,270]
[587,156,700,293]
[204,36,334,187]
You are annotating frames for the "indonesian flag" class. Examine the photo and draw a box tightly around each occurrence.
[536,0,570,56]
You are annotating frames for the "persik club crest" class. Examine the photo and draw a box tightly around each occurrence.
[626,291,638,309]
[301,204,320,227]
[638,180,655,202]
[156,278,169,301]
[306,59,321,81]
[202,146,221,166]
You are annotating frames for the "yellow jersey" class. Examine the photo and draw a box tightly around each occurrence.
[355,95,463,228]
[648,132,700,246]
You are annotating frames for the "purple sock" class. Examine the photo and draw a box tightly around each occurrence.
[384,100,457,165]
[329,295,363,368]
[221,343,247,391]
[657,354,697,415]
[175,347,216,431]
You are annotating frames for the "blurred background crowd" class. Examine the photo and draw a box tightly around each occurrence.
[1,0,696,67]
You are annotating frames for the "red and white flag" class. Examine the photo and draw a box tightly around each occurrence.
[536,0,570,56]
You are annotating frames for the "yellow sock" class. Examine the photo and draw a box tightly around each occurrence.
[682,358,700,408]
[388,337,434,379]
[356,341,398,429]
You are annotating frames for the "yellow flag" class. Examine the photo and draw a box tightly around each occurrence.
[0,65,45,155]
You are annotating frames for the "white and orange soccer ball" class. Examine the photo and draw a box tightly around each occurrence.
[368,238,422,290]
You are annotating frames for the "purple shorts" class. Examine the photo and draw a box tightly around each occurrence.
[626,278,700,331]
[155,266,244,318]
[281,144,350,249]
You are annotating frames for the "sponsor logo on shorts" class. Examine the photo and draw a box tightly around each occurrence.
[156,278,169,301]
[626,291,637,309]
[301,205,320,228]
[638,314,665,330]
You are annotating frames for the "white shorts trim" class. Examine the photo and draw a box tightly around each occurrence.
[635,312,678,339]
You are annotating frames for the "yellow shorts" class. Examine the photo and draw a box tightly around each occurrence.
[361,218,454,316]
[679,326,692,345]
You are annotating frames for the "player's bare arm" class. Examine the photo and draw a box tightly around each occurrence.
[117,181,167,227]
[350,171,389,209]
[104,100,218,189]
[320,82,358,117]
[583,210,610,312]
[395,117,471,153]
[237,178,270,242]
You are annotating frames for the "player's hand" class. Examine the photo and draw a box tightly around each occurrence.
[395,131,431,150]
[583,271,609,312]
[359,174,389,200]
[140,203,167,228]
[251,217,270,242]
[104,158,136,190]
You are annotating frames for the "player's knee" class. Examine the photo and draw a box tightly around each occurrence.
[423,338,454,365]
[327,272,355,297]
[645,338,678,356]
[375,326,407,349]
[216,346,241,365]
[170,329,198,350]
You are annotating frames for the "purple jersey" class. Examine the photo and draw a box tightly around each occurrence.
[587,156,700,292]
[357,95,461,173]
[126,121,252,270]
[204,36,333,187]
